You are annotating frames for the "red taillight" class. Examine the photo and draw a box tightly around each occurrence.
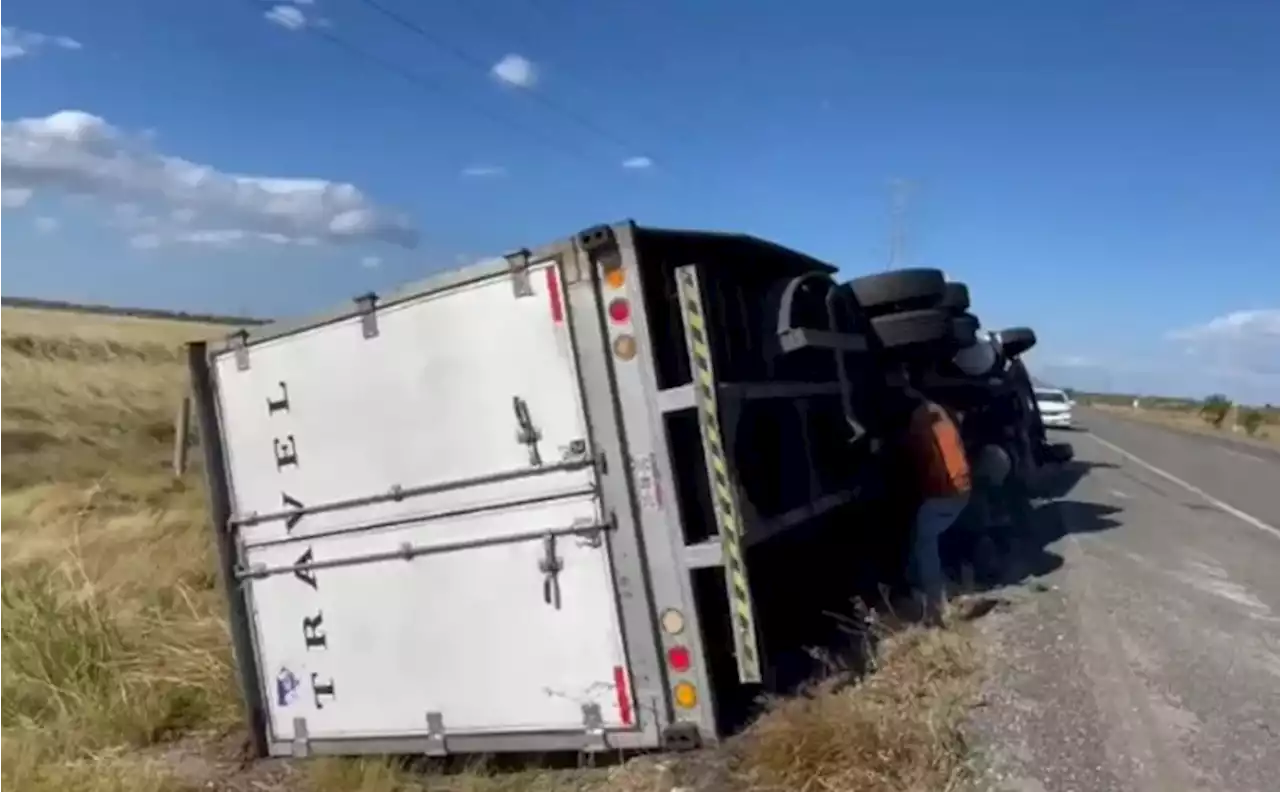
[613,665,633,725]
[607,297,630,324]
[545,267,564,323]
[667,645,691,672]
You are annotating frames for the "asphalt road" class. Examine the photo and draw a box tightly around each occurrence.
[969,408,1280,792]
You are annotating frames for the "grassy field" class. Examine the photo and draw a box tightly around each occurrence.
[1083,398,1280,449]
[1,307,241,791]
[1,304,982,792]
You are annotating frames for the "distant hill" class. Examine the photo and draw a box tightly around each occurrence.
[0,296,269,326]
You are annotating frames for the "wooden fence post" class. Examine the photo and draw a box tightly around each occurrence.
[173,392,192,477]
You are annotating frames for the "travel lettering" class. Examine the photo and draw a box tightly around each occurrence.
[273,436,299,469]
[301,611,328,650]
[292,547,318,590]
[282,492,305,531]
[310,674,337,709]
[265,381,338,710]
[266,382,290,414]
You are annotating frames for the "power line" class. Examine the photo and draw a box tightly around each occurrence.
[444,0,779,202]
[353,0,647,157]
[235,0,611,168]
[887,178,914,270]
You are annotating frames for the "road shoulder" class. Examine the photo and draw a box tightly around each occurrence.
[962,445,1203,792]
[966,578,1124,791]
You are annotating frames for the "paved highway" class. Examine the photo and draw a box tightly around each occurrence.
[970,408,1280,792]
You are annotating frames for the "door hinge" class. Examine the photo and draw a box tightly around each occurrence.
[560,438,589,463]
[573,514,609,549]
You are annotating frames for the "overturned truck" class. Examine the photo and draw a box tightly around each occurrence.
[189,221,979,759]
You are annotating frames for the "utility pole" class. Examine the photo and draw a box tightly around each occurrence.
[887,177,914,270]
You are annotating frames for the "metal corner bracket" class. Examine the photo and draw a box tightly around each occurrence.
[505,248,534,298]
[291,716,310,758]
[580,703,607,752]
[577,224,621,271]
[424,711,447,757]
[354,292,379,339]
[228,328,251,371]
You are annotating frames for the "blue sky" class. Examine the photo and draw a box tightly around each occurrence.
[3,0,1278,402]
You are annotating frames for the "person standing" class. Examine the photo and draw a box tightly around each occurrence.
[902,388,973,624]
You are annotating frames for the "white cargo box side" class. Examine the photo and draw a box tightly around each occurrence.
[206,260,639,750]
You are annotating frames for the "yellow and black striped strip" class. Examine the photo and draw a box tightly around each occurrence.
[675,266,762,684]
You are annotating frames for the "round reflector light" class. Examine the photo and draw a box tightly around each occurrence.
[613,334,637,361]
[673,682,698,709]
[607,298,631,324]
[667,645,692,672]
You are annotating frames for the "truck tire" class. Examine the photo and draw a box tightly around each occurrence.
[870,308,952,348]
[997,327,1037,357]
[952,313,979,346]
[847,269,946,313]
[940,282,970,312]
[1037,441,1075,465]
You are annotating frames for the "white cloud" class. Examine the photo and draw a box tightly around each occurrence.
[1168,309,1280,379]
[264,5,308,31]
[1041,354,1098,369]
[461,165,506,178]
[621,156,653,170]
[127,227,320,250]
[491,54,537,88]
[2,27,82,60]
[110,202,150,226]
[34,216,59,233]
[170,207,197,224]
[1170,309,1280,344]
[361,254,382,269]
[129,233,163,250]
[2,187,33,208]
[172,229,238,246]
[1,109,416,249]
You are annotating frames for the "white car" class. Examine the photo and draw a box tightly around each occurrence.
[1035,387,1075,429]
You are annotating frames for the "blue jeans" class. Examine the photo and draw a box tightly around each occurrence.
[911,493,971,616]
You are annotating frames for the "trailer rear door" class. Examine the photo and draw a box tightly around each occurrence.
[207,260,635,749]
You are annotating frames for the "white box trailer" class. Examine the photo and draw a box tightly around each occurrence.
[188,221,879,759]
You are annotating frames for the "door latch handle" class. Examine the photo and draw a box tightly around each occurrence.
[513,396,543,467]
[538,533,563,609]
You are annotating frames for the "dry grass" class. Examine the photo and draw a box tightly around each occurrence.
[726,623,979,792]
[1091,402,1280,449]
[1,305,983,792]
[285,618,979,792]
[1,307,239,792]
